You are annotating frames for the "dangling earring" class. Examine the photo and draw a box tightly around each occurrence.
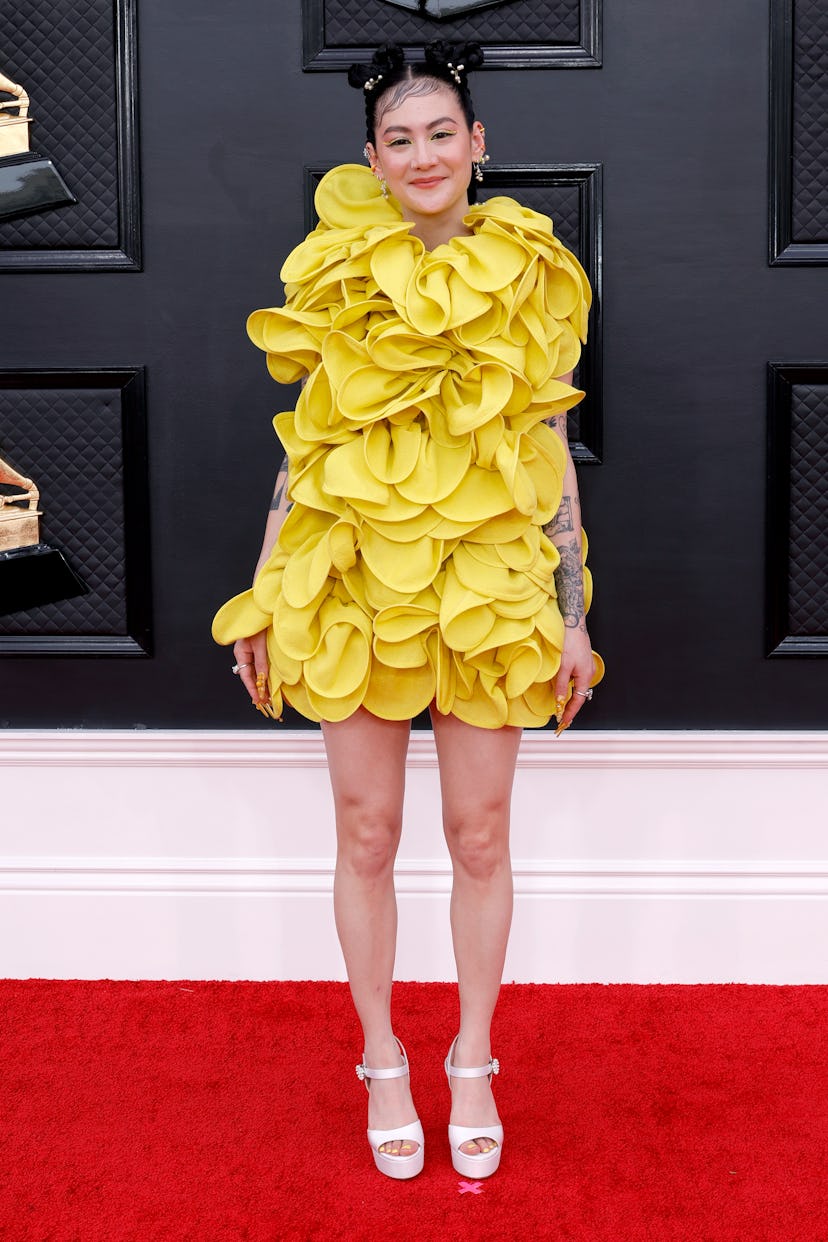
[473,153,490,183]
[364,145,387,195]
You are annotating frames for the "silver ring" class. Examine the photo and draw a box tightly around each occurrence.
[573,688,593,700]
[231,662,253,675]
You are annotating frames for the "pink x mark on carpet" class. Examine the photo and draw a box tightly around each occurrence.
[458,1180,484,1195]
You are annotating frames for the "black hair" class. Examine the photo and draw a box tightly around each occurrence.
[347,41,485,204]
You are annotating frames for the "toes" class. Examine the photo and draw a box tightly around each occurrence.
[459,1136,498,1156]
[378,1139,418,1158]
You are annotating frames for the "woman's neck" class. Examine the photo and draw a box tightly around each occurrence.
[406,203,472,252]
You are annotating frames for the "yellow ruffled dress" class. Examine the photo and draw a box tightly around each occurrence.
[213,163,603,728]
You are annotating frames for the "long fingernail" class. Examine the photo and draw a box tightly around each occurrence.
[555,720,570,738]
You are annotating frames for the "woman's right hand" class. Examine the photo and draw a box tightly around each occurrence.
[233,630,270,707]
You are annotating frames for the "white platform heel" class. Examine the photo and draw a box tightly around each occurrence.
[445,1034,503,1179]
[356,1037,425,1180]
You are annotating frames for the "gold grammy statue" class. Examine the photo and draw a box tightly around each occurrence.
[0,451,86,617]
[0,68,76,222]
[379,0,509,15]
[0,453,41,551]
[0,71,31,157]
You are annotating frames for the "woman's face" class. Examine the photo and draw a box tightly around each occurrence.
[366,80,485,230]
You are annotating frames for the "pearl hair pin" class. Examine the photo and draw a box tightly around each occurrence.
[364,73,383,91]
[446,62,464,85]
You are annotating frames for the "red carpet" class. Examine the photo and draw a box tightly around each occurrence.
[2,981,827,1241]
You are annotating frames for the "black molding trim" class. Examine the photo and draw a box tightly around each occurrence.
[0,367,152,655]
[766,362,828,656]
[302,0,601,71]
[0,0,142,273]
[305,161,603,463]
[769,0,828,266]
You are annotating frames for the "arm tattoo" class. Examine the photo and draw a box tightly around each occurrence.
[547,496,574,536]
[269,465,292,513]
[554,536,586,631]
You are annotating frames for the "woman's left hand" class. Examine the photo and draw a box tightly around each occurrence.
[553,625,596,734]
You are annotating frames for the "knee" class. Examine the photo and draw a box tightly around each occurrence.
[445,806,510,882]
[336,801,401,880]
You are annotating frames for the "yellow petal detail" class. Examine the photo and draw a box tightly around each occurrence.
[212,164,603,727]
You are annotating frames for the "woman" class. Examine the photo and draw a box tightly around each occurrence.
[213,40,602,1181]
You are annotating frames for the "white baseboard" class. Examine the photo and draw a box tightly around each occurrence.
[2,730,827,983]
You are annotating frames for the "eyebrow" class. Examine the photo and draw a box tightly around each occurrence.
[381,116,459,135]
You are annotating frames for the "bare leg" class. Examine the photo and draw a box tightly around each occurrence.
[430,708,522,1156]
[322,708,418,1158]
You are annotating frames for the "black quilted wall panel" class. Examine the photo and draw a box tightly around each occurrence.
[792,0,828,243]
[766,365,828,655]
[324,0,579,45]
[769,0,828,263]
[789,383,828,631]
[304,0,600,68]
[0,0,140,269]
[0,370,150,654]
[305,163,603,461]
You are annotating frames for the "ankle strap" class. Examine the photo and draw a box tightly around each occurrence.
[356,1037,409,1084]
[445,1033,500,1080]
[447,1056,500,1079]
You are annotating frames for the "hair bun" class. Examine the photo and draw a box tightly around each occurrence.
[348,42,406,91]
[423,39,484,78]
[373,43,406,74]
[347,63,374,90]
